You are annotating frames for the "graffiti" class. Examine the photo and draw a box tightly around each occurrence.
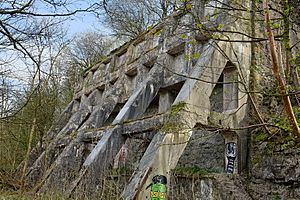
[225,142,237,174]
[146,175,167,200]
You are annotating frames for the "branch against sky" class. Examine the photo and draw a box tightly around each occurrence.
[101,0,178,39]
[0,0,105,120]
[0,0,103,68]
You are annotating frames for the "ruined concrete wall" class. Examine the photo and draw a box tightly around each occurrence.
[23,0,259,199]
[121,0,253,198]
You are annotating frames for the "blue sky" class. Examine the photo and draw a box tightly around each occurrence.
[67,13,104,36]
[64,2,112,37]
[35,0,111,37]
[1,1,112,89]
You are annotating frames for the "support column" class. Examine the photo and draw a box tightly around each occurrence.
[159,91,174,113]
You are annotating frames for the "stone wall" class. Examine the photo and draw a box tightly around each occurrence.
[177,130,225,173]
[249,137,300,199]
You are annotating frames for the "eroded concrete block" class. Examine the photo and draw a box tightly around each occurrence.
[25,1,253,199]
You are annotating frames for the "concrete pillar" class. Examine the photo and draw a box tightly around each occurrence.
[159,91,174,113]
[223,65,238,111]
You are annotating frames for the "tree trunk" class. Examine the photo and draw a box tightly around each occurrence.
[263,0,300,139]
[20,118,36,191]
[282,0,300,104]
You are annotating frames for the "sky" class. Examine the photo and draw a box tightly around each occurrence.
[1,1,112,87]
[63,1,112,37]
[67,12,109,36]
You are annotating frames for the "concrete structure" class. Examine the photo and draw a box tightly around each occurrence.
[25,0,254,199]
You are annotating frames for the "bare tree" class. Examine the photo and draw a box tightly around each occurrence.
[0,0,103,119]
[263,0,300,138]
[0,0,101,64]
[55,31,113,103]
[66,32,112,69]
[102,0,178,38]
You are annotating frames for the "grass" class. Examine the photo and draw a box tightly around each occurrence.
[172,166,216,177]
[0,193,66,200]
[0,189,69,200]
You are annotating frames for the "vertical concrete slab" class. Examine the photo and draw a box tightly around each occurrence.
[223,65,238,111]
[159,91,174,113]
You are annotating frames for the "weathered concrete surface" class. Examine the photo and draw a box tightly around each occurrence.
[120,40,218,196]
[78,86,123,130]
[123,113,167,135]
[46,100,80,140]
[26,64,134,189]
[32,55,162,197]
[17,100,79,177]
[113,60,164,123]
[38,139,95,193]
[64,60,164,198]
[24,1,257,199]
[35,114,166,194]
[26,136,73,188]
[122,36,251,199]
[26,86,120,189]
[69,125,126,198]
[37,129,102,193]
